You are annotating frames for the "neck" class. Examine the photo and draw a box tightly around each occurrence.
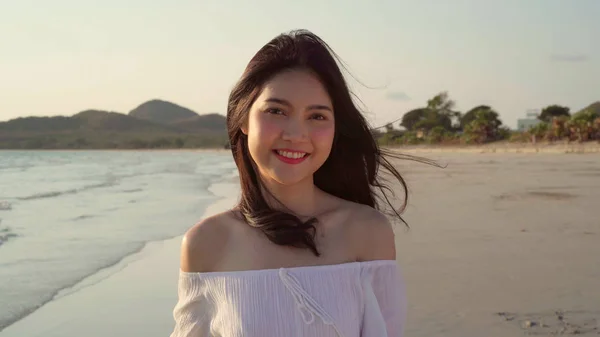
[260,176,321,217]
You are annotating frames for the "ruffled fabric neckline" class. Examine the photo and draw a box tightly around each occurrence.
[179,259,397,277]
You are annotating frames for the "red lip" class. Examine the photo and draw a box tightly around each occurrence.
[273,150,309,165]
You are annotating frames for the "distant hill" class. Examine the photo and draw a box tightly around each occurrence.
[0,109,180,134]
[0,116,80,133]
[129,99,199,125]
[72,109,180,133]
[0,100,229,149]
[170,113,227,133]
[576,101,600,115]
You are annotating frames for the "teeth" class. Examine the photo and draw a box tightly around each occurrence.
[277,150,307,159]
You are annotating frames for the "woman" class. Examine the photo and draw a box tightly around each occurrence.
[171,29,418,337]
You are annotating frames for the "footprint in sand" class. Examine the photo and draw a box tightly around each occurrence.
[496,310,600,335]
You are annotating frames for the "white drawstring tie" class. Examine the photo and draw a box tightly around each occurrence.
[279,268,345,337]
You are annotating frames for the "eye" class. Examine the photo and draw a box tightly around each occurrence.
[310,113,327,121]
[265,107,284,115]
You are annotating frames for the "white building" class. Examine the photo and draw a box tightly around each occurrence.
[517,110,542,131]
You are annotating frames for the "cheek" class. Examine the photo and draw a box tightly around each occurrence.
[256,121,281,145]
[310,125,335,148]
[259,120,281,138]
[249,117,280,148]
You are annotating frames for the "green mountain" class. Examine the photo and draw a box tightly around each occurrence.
[0,116,80,133]
[576,101,600,115]
[129,99,199,124]
[72,109,180,132]
[0,100,228,149]
[170,113,228,133]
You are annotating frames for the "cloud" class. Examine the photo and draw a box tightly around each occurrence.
[550,54,589,62]
[385,91,411,101]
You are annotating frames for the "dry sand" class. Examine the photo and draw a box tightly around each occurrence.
[394,152,600,336]
[2,151,599,337]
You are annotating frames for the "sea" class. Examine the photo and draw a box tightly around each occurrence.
[0,150,238,331]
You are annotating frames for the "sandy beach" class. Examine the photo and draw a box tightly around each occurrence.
[2,151,599,337]
[395,152,600,336]
[391,141,600,154]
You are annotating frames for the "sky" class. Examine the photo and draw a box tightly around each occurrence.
[1,0,598,129]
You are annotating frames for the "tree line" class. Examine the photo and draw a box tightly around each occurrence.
[0,132,229,150]
[374,92,600,146]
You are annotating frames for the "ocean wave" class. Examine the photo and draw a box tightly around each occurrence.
[17,177,119,201]
[0,154,238,331]
[121,188,143,193]
[0,163,35,171]
[72,214,96,221]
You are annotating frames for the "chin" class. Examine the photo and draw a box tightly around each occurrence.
[268,169,314,186]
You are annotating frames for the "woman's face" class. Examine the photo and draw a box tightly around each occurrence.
[243,69,335,186]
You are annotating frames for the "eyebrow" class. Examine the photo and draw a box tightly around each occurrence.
[265,98,333,112]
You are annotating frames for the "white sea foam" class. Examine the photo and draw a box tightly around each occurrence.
[0,150,237,331]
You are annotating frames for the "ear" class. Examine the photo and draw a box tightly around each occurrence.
[241,122,248,135]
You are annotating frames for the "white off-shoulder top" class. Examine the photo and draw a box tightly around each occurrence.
[170,260,407,337]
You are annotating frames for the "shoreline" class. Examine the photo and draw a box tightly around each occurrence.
[3,141,600,154]
[0,171,240,336]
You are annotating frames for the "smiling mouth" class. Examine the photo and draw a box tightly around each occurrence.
[274,150,309,159]
[272,150,310,164]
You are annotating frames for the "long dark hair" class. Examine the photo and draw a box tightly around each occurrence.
[227,29,434,256]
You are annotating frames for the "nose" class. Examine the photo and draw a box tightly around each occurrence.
[281,118,308,142]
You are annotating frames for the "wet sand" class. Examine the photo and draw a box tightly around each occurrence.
[2,152,599,336]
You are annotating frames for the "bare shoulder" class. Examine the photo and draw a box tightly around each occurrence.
[343,202,397,261]
[179,210,236,273]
